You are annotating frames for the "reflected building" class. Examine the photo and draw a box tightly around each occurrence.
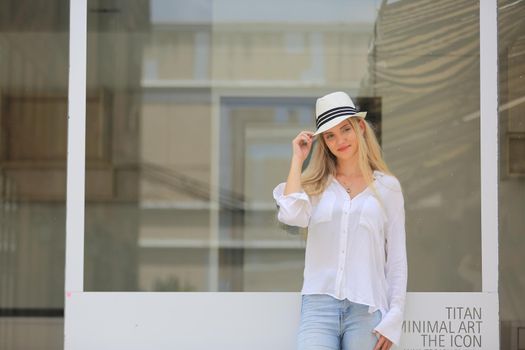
[0,0,524,349]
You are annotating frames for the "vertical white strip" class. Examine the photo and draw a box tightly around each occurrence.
[65,1,87,347]
[65,0,87,293]
[480,0,499,293]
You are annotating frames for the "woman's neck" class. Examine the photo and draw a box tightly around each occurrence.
[336,157,362,177]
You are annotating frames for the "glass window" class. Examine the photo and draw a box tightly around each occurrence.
[84,0,482,293]
[497,1,525,349]
[0,0,69,348]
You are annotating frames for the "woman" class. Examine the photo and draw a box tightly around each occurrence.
[273,91,407,350]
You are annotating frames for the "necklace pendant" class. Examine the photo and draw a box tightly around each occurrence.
[346,187,351,194]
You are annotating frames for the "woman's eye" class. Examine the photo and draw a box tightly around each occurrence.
[325,134,333,140]
[343,127,352,133]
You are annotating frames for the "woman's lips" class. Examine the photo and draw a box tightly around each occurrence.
[337,145,350,152]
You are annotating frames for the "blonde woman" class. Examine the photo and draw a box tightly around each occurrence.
[273,92,407,350]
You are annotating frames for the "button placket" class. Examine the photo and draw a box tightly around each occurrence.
[336,200,351,294]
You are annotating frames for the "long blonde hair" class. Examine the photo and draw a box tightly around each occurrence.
[301,117,391,196]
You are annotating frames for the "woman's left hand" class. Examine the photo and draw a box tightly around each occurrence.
[373,333,393,350]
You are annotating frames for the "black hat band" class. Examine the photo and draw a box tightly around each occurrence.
[316,106,357,129]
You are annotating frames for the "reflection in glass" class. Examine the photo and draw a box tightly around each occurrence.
[497,1,525,349]
[0,0,69,348]
[85,0,482,293]
[367,0,482,292]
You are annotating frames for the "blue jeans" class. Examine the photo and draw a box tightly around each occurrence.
[297,294,382,350]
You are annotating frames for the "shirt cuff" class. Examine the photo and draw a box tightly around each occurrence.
[373,307,404,346]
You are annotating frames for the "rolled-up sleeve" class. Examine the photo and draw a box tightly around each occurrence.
[272,182,312,228]
[373,187,408,346]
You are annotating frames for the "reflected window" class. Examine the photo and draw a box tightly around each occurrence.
[84,0,482,293]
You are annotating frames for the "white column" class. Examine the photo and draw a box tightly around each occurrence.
[479,0,499,294]
[65,0,87,299]
[64,1,87,347]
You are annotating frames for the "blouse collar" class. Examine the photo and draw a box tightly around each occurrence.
[330,169,383,181]
[329,170,384,198]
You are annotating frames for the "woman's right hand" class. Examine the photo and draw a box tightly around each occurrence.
[285,131,314,195]
[292,131,314,163]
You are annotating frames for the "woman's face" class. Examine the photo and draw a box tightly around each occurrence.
[321,118,364,161]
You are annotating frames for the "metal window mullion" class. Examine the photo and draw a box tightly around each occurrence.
[479,0,499,293]
[65,0,87,295]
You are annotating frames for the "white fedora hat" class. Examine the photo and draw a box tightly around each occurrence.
[313,91,367,135]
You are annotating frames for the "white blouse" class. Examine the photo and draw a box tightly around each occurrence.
[272,170,407,346]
